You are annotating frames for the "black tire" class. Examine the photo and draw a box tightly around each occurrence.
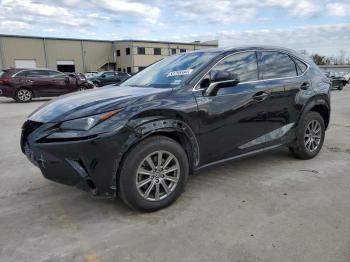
[289,111,325,159]
[118,135,189,212]
[93,81,101,87]
[338,83,344,90]
[78,86,86,91]
[15,88,33,103]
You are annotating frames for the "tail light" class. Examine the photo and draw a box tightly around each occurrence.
[0,77,10,85]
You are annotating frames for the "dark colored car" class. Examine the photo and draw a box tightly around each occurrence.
[88,71,130,87]
[21,46,331,211]
[0,68,93,102]
[325,71,347,90]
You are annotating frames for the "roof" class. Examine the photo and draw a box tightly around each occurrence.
[0,34,218,46]
[113,39,218,46]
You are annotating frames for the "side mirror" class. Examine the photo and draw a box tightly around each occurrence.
[204,70,240,96]
[64,76,70,83]
[101,74,106,78]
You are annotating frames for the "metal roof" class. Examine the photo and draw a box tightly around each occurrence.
[0,34,218,46]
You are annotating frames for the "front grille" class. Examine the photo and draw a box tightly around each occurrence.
[20,120,43,153]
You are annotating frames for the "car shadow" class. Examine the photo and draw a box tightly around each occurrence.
[0,98,51,104]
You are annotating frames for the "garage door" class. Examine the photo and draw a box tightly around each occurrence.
[15,60,37,68]
[57,60,75,73]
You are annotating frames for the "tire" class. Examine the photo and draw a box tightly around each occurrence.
[78,86,86,91]
[93,81,101,87]
[118,135,189,212]
[15,88,33,103]
[289,111,325,159]
[338,83,344,90]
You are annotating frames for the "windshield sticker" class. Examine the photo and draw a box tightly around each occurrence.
[167,69,193,77]
[170,79,182,85]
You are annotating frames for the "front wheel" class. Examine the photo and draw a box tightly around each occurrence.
[118,136,189,212]
[289,111,325,159]
[338,83,344,90]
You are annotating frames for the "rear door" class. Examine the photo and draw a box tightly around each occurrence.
[21,70,51,96]
[258,51,311,128]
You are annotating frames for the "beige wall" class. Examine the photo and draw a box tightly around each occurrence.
[0,36,113,72]
[114,42,133,73]
[0,36,218,73]
[83,41,113,72]
[114,41,218,73]
[45,39,83,72]
[0,36,46,68]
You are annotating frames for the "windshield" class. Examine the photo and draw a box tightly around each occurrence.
[121,51,218,88]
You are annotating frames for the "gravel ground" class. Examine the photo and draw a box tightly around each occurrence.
[0,86,349,262]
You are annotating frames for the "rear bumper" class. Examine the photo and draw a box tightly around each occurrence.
[21,120,131,197]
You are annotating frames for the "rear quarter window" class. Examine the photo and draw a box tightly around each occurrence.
[260,51,298,79]
[294,59,308,75]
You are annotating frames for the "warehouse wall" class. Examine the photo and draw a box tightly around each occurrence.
[83,41,113,72]
[114,40,218,73]
[0,35,218,73]
[0,36,113,72]
[0,36,46,68]
[45,39,83,72]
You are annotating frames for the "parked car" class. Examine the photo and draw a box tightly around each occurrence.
[88,71,130,87]
[324,71,347,90]
[21,46,331,211]
[0,68,93,102]
[338,71,350,83]
[84,71,99,78]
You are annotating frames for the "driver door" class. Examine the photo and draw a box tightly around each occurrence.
[193,51,288,165]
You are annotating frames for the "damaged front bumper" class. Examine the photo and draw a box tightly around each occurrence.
[20,120,133,198]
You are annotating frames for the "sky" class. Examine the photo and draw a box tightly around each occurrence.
[0,0,349,56]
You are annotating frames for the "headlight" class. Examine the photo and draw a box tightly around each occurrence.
[60,110,121,131]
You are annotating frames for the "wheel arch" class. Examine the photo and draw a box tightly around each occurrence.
[300,96,330,129]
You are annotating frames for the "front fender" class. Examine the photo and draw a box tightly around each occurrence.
[127,117,200,167]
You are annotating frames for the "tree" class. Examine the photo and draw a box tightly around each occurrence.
[311,53,327,65]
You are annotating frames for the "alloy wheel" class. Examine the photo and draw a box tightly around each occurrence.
[304,120,322,152]
[17,89,32,102]
[136,150,180,201]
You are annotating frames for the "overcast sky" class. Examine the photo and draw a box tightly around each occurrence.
[0,0,349,56]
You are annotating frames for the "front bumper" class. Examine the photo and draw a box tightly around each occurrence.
[21,120,132,197]
[0,85,15,97]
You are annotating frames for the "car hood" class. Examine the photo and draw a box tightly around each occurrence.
[29,85,172,123]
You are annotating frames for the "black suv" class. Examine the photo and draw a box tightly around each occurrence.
[21,46,331,211]
[88,71,130,87]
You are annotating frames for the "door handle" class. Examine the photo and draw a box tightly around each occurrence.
[252,91,269,101]
[300,82,311,90]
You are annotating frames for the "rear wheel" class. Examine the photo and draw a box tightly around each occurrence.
[289,111,325,159]
[118,136,189,212]
[15,88,33,102]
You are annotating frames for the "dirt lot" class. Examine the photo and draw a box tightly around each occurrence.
[0,86,350,262]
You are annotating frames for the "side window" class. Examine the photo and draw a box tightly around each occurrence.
[103,72,114,78]
[260,52,297,79]
[212,51,258,83]
[47,70,65,78]
[26,70,49,77]
[294,59,308,75]
[15,70,29,77]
